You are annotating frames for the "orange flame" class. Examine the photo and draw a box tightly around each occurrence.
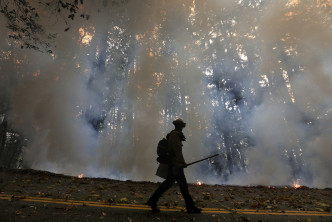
[78,174,84,178]
[292,179,301,189]
[196,180,203,186]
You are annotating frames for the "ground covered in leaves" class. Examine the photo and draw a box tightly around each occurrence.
[0,168,331,221]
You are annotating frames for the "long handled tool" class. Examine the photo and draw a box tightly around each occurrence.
[186,154,219,166]
[156,154,219,179]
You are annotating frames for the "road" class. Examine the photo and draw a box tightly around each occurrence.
[1,193,331,221]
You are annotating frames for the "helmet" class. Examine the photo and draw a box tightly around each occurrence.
[173,118,186,128]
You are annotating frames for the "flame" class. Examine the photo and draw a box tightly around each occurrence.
[292,179,302,189]
[196,180,203,186]
[286,0,299,8]
[33,69,40,77]
[78,174,84,178]
[78,27,95,45]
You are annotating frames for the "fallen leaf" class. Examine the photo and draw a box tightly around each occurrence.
[90,194,100,197]
[203,192,211,200]
[251,201,259,208]
[316,208,325,212]
[120,197,129,203]
[65,204,77,211]
[317,202,329,207]
[107,198,114,203]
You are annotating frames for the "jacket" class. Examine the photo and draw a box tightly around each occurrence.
[167,129,186,167]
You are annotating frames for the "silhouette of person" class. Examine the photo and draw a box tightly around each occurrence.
[147,119,201,213]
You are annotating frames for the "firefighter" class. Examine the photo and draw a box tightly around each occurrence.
[147,119,202,213]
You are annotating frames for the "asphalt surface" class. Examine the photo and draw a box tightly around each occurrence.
[1,193,331,222]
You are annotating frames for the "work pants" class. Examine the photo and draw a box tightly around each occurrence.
[148,166,195,209]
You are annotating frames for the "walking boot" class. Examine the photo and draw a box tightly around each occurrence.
[186,205,202,214]
[147,199,160,213]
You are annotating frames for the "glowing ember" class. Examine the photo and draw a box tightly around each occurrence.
[78,27,95,45]
[292,179,301,189]
[196,180,203,186]
[78,174,84,178]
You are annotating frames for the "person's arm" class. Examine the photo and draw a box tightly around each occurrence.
[168,133,186,167]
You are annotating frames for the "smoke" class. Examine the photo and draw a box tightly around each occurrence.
[1,0,331,187]
[227,0,332,188]
[9,54,99,175]
[94,0,213,181]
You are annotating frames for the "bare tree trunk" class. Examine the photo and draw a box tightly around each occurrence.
[0,116,7,154]
[7,135,24,169]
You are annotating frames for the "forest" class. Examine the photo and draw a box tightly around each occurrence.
[0,0,331,188]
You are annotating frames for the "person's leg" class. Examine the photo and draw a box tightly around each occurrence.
[147,167,175,212]
[175,168,201,213]
[148,177,175,203]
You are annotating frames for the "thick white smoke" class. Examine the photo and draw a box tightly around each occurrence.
[9,53,99,175]
[1,0,331,187]
[227,1,332,188]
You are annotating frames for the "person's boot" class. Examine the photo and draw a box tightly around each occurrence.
[147,199,160,213]
[186,205,202,214]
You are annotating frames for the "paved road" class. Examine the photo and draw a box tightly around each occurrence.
[1,194,331,221]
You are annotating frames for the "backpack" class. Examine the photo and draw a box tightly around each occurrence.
[156,132,173,164]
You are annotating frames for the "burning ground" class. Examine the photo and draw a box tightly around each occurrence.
[0,168,331,222]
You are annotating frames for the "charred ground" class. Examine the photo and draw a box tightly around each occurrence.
[0,168,331,222]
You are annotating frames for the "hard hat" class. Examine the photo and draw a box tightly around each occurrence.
[173,118,186,128]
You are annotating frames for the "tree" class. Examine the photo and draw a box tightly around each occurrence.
[0,0,89,53]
